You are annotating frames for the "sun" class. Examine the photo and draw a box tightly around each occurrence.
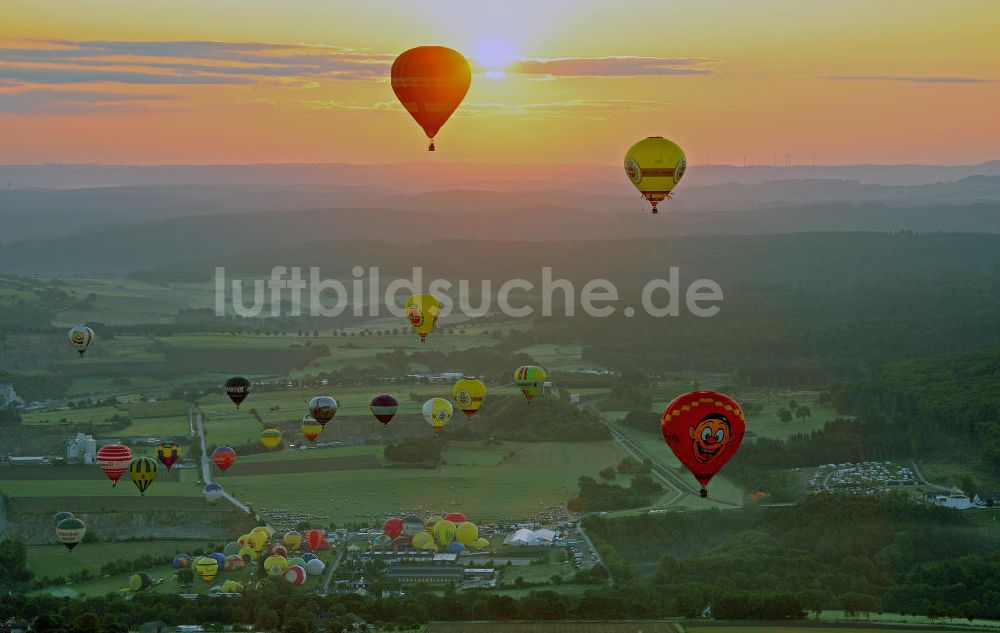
[472,36,518,79]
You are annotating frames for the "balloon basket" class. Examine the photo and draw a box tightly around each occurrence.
[699,488,708,498]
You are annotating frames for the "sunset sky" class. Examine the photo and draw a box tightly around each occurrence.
[1,0,998,165]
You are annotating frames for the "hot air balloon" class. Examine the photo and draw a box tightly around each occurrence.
[156,442,180,471]
[514,366,547,403]
[212,446,236,471]
[374,534,393,548]
[302,552,317,562]
[67,326,95,357]
[284,531,303,550]
[128,457,157,496]
[453,378,486,417]
[370,394,399,425]
[264,555,288,576]
[96,444,131,486]
[224,376,250,408]
[411,531,436,551]
[661,390,746,498]
[305,558,325,576]
[405,294,442,342]
[260,428,282,450]
[305,529,325,551]
[223,541,240,556]
[473,537,490,550]
[443,512,466,524]
[53,511,74,525]
[56,517,86,551]
[308,396,338,426]
[455,521,478,545]
[268,543,288,559]
[432,519,457,547]
[173,554,191,568]
[203,483,224,505]
[284,564,306,586]
[224,554,245,572]
[422,398,453,433]
[301,416,323,443]
[220,579,243,593]
[238,546,257,563]
[445,541,466,554]
[289,555,306,568]
[624,136,687,214]
[383,516,404,538]
[391,46,472,151]
[194,556,219,582]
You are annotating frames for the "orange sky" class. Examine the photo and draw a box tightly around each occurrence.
[1,0,998,165]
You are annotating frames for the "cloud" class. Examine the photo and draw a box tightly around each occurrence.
[0,39,392,87]
[511,56,713,77]
[301,98,673,120]
[826,75,993,84]
[0,89,179,113]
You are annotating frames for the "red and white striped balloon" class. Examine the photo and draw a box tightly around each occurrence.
[284,564,306,586]
[96,444,132,486]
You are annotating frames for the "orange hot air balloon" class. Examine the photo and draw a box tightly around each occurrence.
[391,46,471,151]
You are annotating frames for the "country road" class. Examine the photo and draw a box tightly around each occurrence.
[190,405,254,518]
[320,532,353,594]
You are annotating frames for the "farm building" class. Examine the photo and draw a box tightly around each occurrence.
[66,432,97,464]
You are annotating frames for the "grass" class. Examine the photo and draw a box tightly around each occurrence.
[219,440,628,523]
[25,540,209,579]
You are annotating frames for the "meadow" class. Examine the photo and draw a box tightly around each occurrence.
[24,540,209,579]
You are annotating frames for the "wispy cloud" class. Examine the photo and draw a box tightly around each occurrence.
[0,39,392,87]
[511,56,713,77]
[0,88,179,113]
[826,75,993,84]
[301,98,673,120]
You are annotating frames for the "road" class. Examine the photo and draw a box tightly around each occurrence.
[910,459,951,492]
[190,405,253,517]
[319,532,353,594]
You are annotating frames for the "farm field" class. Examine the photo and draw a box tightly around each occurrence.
[24,540,209,579]
[424,624,1000,633]
[219,440,628,522]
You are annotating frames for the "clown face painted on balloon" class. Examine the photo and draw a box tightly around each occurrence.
[689,413,732,463]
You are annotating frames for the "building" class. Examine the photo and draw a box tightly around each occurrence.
[8,456,48,466]
[0,384,23,408]
[927,491,976,510]
[387,565,464,584]
[505,528,556,546]
[66,433,97,464]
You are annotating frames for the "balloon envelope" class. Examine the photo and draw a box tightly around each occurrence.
[156,442,180,471]
[68,326,95,357]
[283,531,303,549]
[309,396,338,425]
[405,294,443,342]
[260,428,282,450]
[383,516,404,538]
[661,390,746,497]
[204,483,224,505]
[422,398,453,433]
[194,557,218,581]
[284,564,306,586]
[455,521,478,545]
[128,457,157,496]
[624,136,687,213]
[96,444,132,486]
[391,46,471,151]
[56,517,86,551]
[305,558,325,576]
[453,378,486,417]
[173,554,191,568]
[224,376,250,408]
[514,366,547,403]
[432,519,457,547]
[212,446,236,471]
[370,394,399,425]
[301,416,323,442]
[129,572,152,592]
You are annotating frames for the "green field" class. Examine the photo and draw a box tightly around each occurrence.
[25,540,210,579]
[423,623,1000,633]
[220,440,627,522]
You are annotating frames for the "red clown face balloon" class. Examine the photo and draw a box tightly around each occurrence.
[661,391,746,498]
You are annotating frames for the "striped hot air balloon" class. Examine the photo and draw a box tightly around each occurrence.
[96,444,132,486]
[128,457,158,496]
[156,442,180,471]
[301,415,323,443]
[514,365,548,403]
[194,556,219,581]
[284,564,306,586]
[370,394,398,425]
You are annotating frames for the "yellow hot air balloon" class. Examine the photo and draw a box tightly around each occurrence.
[128,457,157,496]
[264,555,289,576]
[473,537,490,550]
[411,531,436,551]
[455,521,479,545]
[237,546,257,562]
[405,294,442,342]
[624,136,687,214]
[246,531,267,553]
[453,377,486,418]
[260,428,282,450]
[194,556,218,582]
[283,531,303,550]
[422,398,453,433]
[514,366,548,403]
[432,519,457,547]
[220,579,243,593]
